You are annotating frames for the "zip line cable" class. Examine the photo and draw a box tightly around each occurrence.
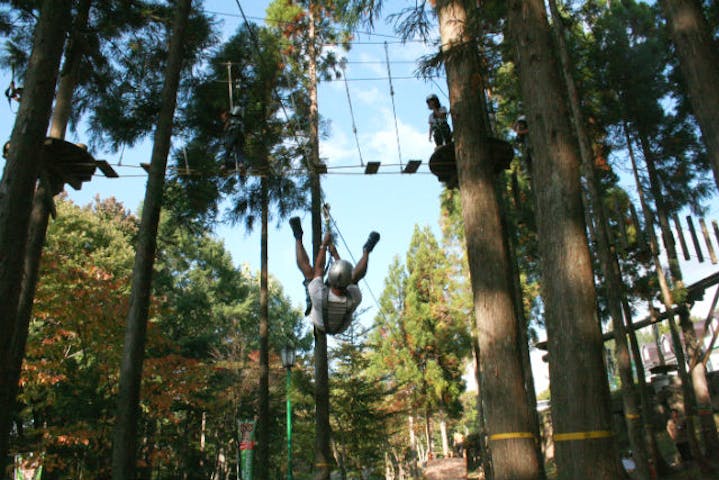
[341,63,365,167]
[384,41,403,171]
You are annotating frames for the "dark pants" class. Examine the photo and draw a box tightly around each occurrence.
[432,122,452,146]
[676,441,692,462]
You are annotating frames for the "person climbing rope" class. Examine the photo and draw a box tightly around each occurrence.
[290,216,380,334]
[220,105,246,174]
[426,94,452,148]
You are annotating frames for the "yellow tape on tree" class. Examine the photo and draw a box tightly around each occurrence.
[489,432,536,441]
[554,430,613,442]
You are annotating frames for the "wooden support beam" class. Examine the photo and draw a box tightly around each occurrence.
[699,218,717,264]
[364,162,380,174]
[534,271,719,349]
[687,215,704,263]
[403,160,421,173]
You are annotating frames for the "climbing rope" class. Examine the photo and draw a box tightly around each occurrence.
[341,64,365,167]
[384,41,403,171]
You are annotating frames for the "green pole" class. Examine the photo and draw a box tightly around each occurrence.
[286,367,293,480]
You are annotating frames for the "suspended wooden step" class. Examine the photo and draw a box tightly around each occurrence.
[41,138,117,190]
[699,218,717,264]
[364,161,380,174]
[403,159,421,174]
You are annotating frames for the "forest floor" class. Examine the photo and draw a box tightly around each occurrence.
[420,457,719,480]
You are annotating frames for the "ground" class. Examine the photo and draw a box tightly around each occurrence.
[422,458,467,480]
[420,457,719,480]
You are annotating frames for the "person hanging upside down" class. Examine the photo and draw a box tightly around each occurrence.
[290,216,380,334]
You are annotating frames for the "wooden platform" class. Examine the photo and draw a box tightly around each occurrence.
[428,138,514,189]
[41,137,117,190]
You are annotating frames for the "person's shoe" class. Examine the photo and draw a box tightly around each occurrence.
[290,216,303,240]
[364,231,380,252]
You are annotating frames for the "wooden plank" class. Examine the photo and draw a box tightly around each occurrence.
[95,160,119,178]
[364,162,380,174]
[699,218,717,264]
[687,215,704,263]
[403,159,421,173]
[673,214,691,260]
[713,220,719,252]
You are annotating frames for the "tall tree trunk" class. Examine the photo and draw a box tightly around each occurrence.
[507,1,623,478]
[111,2,192,478]
[635,127,719,456]
[547,1,650,477]
[439,414,449,458]
[3,2,93,472]
[622,299,673,476]
[658,0,719,193]
[424,408,433,459]
[257,178,270,480]
[307,5,332,480]
[624,123,703,461]
[436,1,541,478]
[0,0,71,470]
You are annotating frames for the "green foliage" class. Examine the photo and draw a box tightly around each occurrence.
[12,197,308,478]
[330,338,391,477]
[369,225,471,433]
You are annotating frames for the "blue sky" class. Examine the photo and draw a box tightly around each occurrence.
[0,0,450,333]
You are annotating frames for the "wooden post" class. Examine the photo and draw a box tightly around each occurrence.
[699,218,717,264]
[686,215,704,263]
[673,214,691,260]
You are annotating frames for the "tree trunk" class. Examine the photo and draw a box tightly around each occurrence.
[624,123,704,461]
[622,299,673,475]
[0,0,71,470]
[439,415,449,458]
[636,127,719,456]
[257,178,270,480]
[424,408,432,459]
[308,5,332,479]
[3,2,93,472]
[658,0,719,193]
[546,1,651,477]
[436,2,541,478]
[111,2,192,478]
[507,1,623,478]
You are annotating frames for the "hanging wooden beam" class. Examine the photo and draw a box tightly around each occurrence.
[403,160,421,173]
[699,218,717,264]
[364,161,380,174]
[686,215,704,263]
[673,214,691,260]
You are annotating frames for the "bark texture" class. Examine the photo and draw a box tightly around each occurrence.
[659,0,719,192]
[0,0,71,470]
[507,1,622,478]
[437,1,541,478]
[111,1,192,477]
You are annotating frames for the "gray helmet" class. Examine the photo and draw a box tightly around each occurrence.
[327,260,353,289]
[426,93,439,103]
